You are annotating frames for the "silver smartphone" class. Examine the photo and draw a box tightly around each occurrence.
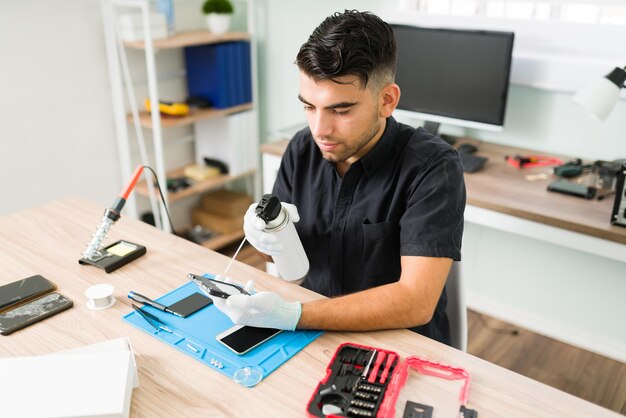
[215,325,281,355]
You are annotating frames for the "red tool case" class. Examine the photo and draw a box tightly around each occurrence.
[306,342,477,418]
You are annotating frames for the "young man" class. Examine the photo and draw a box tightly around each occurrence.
[213,10,465,345]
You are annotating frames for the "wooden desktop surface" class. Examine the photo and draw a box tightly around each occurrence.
[0,197,620,417]
[261,139,626,246]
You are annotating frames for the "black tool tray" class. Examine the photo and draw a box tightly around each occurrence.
[79,240,146,273]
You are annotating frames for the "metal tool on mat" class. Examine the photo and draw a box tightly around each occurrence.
[131,304,172,333]
[128,291,182,317]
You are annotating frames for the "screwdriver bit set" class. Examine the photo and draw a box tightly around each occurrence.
[306,342,478,418]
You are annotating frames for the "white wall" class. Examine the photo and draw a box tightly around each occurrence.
[463,86,626,161]
[0,0,121,215]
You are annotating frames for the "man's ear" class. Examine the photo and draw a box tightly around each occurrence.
[379,83,401,118]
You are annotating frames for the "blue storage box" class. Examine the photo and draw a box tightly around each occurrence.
[184,41,252,109]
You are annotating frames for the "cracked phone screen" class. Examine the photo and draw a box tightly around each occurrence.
[0,293,70,331]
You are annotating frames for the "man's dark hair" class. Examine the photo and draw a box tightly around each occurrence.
[296,10,397,90]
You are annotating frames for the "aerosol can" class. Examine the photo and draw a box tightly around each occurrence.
[255,194,309,282]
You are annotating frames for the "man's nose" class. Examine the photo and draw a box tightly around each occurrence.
[310,112,333,138]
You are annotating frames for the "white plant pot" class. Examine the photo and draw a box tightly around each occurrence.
[206,14,231,35]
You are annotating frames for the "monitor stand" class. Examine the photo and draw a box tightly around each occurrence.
[423,121,440,135]
[422,121,457,145]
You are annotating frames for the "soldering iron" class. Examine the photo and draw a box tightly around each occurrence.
[82,166,144,260]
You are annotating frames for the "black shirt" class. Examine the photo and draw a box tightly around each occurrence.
[272,117,466,344]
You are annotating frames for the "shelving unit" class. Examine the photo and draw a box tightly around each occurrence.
[123,30,250,49]
[129,102,253,129]
[102,0,259,248]
[135,167,255,204]
[201,230,245,251]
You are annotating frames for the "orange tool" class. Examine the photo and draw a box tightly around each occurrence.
[505,154,563,169]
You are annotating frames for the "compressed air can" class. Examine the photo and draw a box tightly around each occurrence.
[255,195,309,282]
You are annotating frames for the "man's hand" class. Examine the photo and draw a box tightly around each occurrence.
[213,291,302,331]
[243,202,301,257]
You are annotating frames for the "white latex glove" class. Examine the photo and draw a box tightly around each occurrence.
[243,201,301,257]
[213,291,302,331]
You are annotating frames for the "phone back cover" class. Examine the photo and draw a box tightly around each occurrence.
[122,278,323,383]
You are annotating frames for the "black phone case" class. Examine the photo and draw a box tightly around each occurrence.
[0,292,73,335]
[0,275,56,311]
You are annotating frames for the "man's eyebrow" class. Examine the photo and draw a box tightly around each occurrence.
[298,95,357,110]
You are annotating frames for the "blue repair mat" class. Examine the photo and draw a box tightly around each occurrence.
[122,279,323,384]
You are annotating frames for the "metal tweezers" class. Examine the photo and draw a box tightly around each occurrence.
[132,304,172,333]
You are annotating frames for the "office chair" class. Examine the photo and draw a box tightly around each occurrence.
[445,261,468,351]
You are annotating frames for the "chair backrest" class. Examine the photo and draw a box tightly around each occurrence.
[445,262,467,351]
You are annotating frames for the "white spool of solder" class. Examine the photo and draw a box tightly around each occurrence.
[85,284,116,310]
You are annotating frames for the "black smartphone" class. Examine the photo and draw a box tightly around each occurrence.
[0,292,73,335]
[187,273,250,299]
[166,292,213,318]
[0,275,56,311]
[216,325,282,355]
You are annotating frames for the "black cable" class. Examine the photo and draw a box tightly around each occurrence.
[142,165,178,236]
[475,313,519,336]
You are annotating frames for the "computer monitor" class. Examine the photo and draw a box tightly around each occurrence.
[391,24,515,135]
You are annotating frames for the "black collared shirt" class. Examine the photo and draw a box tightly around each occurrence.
[272,117,466,344]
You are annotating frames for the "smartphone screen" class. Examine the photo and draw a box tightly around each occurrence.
[167,293,213,318]
[0,275,56,311]
[216,325,281,355]
[0,292,73,335]
[188,274,250,299]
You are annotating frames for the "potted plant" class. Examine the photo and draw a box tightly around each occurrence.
[202,0,234,35]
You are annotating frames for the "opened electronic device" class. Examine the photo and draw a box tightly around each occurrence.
[611,163,626,227]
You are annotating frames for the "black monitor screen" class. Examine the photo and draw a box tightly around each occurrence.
[392,24,514,129]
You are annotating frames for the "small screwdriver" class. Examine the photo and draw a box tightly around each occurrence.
[128,291,182,317]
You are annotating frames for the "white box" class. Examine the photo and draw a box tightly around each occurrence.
[0,339,137,418]
[54,337,139,389]
[118,13,168,41]
[194,111,258,176]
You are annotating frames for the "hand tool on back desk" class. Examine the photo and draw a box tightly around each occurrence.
[505,154,563,169]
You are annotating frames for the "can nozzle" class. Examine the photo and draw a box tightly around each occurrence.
[255,194,282,223]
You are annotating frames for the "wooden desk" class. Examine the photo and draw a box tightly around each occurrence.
[0,197,620,417]
[459,140,626,240]
[262,139,626,262]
